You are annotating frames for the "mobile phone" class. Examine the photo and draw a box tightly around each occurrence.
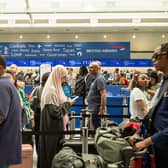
[72,96,79,101]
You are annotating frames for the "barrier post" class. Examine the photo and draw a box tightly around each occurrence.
[122,96,128,121]
[80,112,83,129]
[69,111,76,139]
[82,127,88,154]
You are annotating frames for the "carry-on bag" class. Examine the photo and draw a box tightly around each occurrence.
[82,153,106,168]
[94,126,130,163]
[51,146,84,168]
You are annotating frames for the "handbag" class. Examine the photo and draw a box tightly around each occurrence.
[122,120,141,137]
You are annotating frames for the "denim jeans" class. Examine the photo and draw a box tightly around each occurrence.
[0,163,8,168]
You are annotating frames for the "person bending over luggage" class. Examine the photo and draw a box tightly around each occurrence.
[87,61,106,130]
[129,43,168,168]
[39,65,75,168]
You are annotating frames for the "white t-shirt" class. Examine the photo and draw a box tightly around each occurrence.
[130,87,149,120]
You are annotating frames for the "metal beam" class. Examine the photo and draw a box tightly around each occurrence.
[25,0,33,24]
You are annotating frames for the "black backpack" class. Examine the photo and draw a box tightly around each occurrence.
[30,86,41,111]
[75,75,86,97]
[51,146,84,168]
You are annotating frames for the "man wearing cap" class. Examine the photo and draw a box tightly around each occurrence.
[0,56,22,168]
[129,43,168,168]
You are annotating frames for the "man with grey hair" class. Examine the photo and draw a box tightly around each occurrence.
[87,61,106,129]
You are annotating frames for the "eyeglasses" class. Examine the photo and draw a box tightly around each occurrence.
[152,51,168,61]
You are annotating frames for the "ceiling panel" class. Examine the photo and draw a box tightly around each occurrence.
[0,0,167,34]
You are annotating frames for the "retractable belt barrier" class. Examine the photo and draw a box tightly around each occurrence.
[22,129,94,136]
[22,113,130,136]
[69,113,130,119]
[69,112,130,135]
[22,127,90,154]
[72,104,128,108]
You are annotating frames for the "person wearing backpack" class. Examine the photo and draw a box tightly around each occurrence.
[29,72,50,156]
[75,66,88,106]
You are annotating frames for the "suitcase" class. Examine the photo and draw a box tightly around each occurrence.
[129,151,155,168]
[9,144,33,168]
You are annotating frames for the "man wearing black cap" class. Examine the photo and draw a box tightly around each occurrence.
[0,56,22,168]
[129,43,168,168]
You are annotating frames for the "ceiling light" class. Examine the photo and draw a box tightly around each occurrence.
[75,35,79,39]
[90,17,98,24]
[103,34,107,39]
[19,35,23,39]
[132,34,136,39]
[161,34,166,38]
[132,18,141,24]
[46,35,50,39]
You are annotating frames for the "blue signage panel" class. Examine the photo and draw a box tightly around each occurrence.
[6,59,153,67]
[0,42,130,60]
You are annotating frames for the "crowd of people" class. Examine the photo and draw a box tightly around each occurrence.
[0,42,168,168]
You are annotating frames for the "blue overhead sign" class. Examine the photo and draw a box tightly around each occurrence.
[0,42,130,60]
[6,59,153,67]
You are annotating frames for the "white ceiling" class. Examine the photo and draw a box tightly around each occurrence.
[0,0,168,34]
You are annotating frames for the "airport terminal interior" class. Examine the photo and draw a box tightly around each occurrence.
[0,0,168,168]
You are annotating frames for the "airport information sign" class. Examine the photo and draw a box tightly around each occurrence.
[0,42,130,60]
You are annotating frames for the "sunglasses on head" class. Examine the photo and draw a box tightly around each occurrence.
[152,51,168,61]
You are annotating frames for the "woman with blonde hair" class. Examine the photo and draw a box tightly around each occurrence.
[39,65,75,168]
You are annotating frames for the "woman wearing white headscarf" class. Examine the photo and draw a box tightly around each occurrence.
[39,65,74,168]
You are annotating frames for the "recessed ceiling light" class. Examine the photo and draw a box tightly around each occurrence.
[103,35,107,39]
[19,35,23,39]
[46,35,50,39]
[75,35,79,39]
[161,34,166,38]
[132,34,136,39]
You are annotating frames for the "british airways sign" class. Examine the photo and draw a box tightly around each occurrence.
[0,42,130,60]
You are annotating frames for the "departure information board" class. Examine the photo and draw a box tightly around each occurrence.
[0,42,130,60]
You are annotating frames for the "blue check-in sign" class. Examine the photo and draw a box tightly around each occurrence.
[0,42,130,60]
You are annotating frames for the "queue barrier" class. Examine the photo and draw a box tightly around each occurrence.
[71,96,130,128]
[69,112,130,134]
